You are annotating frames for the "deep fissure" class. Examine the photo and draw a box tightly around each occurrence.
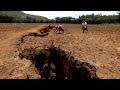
[19,46,99,79]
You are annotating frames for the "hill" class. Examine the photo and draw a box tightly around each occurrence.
[0,11,49,21]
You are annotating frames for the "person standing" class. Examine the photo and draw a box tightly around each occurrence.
[82,20,88,33]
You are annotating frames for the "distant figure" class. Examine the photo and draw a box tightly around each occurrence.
[55,24,64,33]
[82,20,88,33]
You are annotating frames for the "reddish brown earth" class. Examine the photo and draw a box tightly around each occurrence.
[0,23,120,79]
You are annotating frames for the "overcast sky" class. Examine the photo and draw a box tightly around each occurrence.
[22,11,118,19]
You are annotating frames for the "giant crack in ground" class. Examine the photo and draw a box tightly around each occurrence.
[17,26,99,79]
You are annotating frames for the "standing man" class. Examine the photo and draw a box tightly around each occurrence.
[82,20,88,33]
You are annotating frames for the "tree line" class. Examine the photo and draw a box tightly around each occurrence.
[55,13,120,24]
[0,12,120,24]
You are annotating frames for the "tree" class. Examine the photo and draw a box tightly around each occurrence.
[55,17,61,23]
[0,15,15,23]
[117,12,120,23]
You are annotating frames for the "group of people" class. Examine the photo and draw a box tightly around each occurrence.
[54,20,88,33]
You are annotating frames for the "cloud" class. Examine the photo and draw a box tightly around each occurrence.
[22,11,118,19]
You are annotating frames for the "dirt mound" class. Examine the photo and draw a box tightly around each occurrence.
[39,25,54,34]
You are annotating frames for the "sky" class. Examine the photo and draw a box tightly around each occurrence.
[22,11,119,19]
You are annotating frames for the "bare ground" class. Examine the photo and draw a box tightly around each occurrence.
[0,23,120,79]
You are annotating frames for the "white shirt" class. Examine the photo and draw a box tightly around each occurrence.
[82,22,87,28]
[60,25,63,27]
[84,22,87,25]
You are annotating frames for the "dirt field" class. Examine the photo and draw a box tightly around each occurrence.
[0,23,120,79]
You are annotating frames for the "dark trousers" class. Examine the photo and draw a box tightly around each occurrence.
[83,27,88,33]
